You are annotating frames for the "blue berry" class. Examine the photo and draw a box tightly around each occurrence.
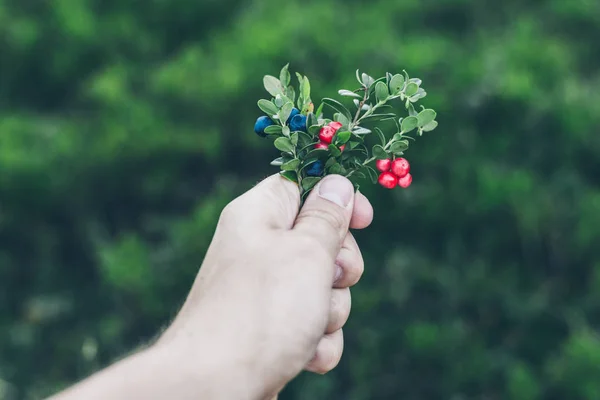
[286,108,300,124]
[254,116,274,137]
[289,114,307,132]
[306,160,324,177]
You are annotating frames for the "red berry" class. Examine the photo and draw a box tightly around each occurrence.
[375,158,392,172]
[339,144,346,152]
[329,121,343,131]
[319,126,336,144]
[314,142,329,150]
[378,172,397,189]
[398,173,412,188]
[391,157,410,178]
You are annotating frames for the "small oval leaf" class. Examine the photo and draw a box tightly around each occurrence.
[405,82,419,97]
[264,75,284,97]
[281,158,300,171]
[338,89,363,98]
[417,109,437,127]
[372,144,388,160]
[390,140,409,154]
[422,120,438,132]
[401,116,419,133]
[389,74,405,94]
[274,137,295,153]
[258,99,279,116]
[375,81,389,103]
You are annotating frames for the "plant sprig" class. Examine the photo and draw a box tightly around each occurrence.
[254,64,439,204]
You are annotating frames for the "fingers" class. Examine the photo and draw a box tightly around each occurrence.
[293,175,355,257]
[221,174,300,230]
[326,288,351,334]
[304,329,344,375]
[333,233,365,288]
[350,191,373,230]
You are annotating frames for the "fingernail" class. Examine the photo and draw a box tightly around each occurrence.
[334,265,343,284]
[318,175,353,208]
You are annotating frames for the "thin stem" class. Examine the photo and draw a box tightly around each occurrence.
[351,87,368,126]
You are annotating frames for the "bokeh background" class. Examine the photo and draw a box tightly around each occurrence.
[2,0,600,399]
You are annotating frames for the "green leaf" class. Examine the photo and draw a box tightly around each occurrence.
[264,75,284,97]
[374,127,386,146]
[308,124,321,135]
[274,95,284,108]
[274,137,295,153]
[301,76,311,104]
[361,73,375,87]
[285,86,296,102]
[270,157,284,166]
[314,102,325,118]
[279,102,294,125]
[338,89,362,99]
[422,120,438,132]
[375,81,389,103]
[322,98,352,120]
[352,127,371,135]
[389,74,405,94]
[280,170,298,183]
[307,113,318,128]
[417,109,437,127]
[407,102,417,116]
[372,144,388,160]
[356,69,362,85]
[365,166,379,184]
[264,125,283,135]
[279,64,291,87]
[325,157,337,169]
[304,147,330,160]
[328,144,342,157]
[352,171,366,179]
[334,112,350,128]
[257,99,279,116]
[281,158,300,171]
[335,130,352,145]
[390,140,409,154]
[360,113,396,122]
[301,177,320,191]
[348,140,361,150]
[282,125,290,137]
[401,116,419,133]
[290,132,299,146]
[405,82,419,97]
[328,163,346,175]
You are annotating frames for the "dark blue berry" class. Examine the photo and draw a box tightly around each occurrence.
[254,116,274,137]
[306,160,324,177]
[286,108,300,124]
[289,114,307,132]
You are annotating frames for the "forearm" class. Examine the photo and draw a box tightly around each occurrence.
[48,342,264,400]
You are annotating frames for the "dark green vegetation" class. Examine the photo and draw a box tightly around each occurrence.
[1,0,600,399]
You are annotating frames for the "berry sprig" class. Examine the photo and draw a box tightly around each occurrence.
[254,64,439,203]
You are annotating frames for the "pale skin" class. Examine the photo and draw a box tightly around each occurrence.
[49,174,373,400]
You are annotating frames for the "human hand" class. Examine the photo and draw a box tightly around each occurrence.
[158,173,373,398]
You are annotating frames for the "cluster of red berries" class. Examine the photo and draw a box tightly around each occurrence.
[315,121,345,151]
[376,157,412,189]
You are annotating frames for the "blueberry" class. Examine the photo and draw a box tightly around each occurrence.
[286,108,300,124]
[289,114,307,132]
[254,116,274,137]
[306,160,324,177]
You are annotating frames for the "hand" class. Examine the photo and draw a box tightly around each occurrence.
[158,173,373,397]
[49,173,372,400]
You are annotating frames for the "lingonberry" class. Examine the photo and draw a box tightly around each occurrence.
[286,108,300,124]
[314,142,329,150]
[254,116,274,137]
[376,158,392,172]
[339,144,346,152]
[378,171,397,189]
[398,173,412,188]
[329,121,343,131]
[319,126,336,144]
[305,160,324,177]
[391,157,410,178]
[289,114,307,132]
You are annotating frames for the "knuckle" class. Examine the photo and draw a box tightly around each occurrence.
[298,207,347,236]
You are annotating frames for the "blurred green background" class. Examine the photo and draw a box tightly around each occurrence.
[1,0,600,398]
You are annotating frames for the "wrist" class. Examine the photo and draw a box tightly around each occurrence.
[151,333,269,400]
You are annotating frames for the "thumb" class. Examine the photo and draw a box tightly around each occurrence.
[293,175,355,256]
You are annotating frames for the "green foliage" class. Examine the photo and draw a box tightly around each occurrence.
[1,0,600,399]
